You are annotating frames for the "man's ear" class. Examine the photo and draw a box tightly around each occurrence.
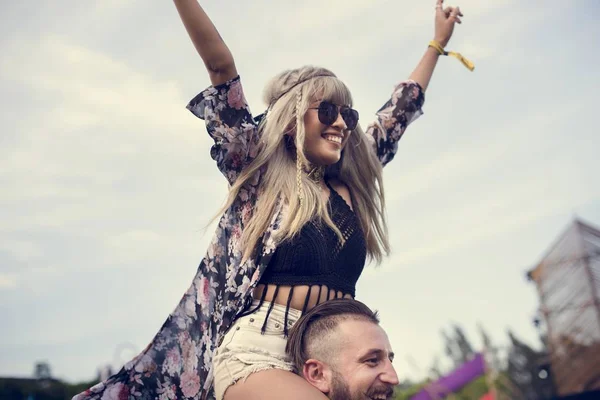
[302,359,331,394]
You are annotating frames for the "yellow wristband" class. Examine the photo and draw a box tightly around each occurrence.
[429,40,475,72]
[429,40,445,55]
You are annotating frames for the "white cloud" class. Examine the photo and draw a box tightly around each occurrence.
[0,274,17,289]
[0,240,41,264]
[1,34,197,139]
[0,34,224,235]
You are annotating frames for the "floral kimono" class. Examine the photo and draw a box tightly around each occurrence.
[74,75,424,400]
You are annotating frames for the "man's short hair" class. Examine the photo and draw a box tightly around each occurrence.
[285,298,380,372]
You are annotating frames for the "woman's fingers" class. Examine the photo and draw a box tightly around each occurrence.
[444,6,463,22]
[450,6,460,24]
[436,1,445,17]
[434,0,464,46]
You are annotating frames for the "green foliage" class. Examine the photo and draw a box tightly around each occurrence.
[66,380,100,397]
[393,376,490,400]
[457,375,489,398]
[394,380,429,400]
[0,378,98,400]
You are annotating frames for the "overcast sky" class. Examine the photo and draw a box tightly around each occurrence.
[1,0,599,384]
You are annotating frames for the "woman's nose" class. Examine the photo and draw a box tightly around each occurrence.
[331,108,347,130]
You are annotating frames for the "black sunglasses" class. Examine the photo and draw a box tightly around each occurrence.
[308,101,359,130]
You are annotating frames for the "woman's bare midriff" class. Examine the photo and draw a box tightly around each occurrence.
[253,283,353,312]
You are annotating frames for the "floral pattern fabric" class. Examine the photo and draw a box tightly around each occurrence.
[73,75,424,400]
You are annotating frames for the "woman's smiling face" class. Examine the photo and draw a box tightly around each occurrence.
[302,99,351,166]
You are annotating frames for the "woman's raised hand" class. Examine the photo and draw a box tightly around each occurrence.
[434,0,463,48]
[174,0,237,85]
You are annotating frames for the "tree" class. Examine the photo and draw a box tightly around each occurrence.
[453,325,474,364]
[506,330,556,399]
[441,324,475,368]
[478,322,501,373]
[428,355,443,379]
[33,362,52,380]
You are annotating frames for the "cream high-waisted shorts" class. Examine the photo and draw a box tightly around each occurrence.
[212,301,302,400]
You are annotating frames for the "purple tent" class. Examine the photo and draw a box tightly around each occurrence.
[411,353,486,400]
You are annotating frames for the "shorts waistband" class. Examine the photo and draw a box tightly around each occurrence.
[250,300,303,320]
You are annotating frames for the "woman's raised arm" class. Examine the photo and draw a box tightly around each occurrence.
[174,0,237,86]
[366,0,467,166]
[409,0,464,91]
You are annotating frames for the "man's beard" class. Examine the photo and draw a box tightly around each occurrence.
[329,371,352,400]
[328,371,394,400]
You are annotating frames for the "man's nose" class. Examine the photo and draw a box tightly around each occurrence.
[380,361,399,385]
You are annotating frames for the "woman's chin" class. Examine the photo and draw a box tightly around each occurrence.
[304,140,345,166]
[307,153,341,167]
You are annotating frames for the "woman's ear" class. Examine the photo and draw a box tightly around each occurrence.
[284,134,296,150]
[302,359,332,394]
[284,120,296,137]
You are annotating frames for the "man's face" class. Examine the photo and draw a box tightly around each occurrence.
[326,319,399,400]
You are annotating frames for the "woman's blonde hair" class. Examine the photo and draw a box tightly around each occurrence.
[221,66,389,264]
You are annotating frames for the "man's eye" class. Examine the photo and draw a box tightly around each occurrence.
[365,359,379,366]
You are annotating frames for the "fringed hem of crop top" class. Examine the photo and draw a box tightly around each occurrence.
[238,180,367,336]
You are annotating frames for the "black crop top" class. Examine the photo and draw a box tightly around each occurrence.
[241,181,367,335]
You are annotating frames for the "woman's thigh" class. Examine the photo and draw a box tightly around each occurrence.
[224,369,329,400]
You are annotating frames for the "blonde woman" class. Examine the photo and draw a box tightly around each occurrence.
[74,0,465,399]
